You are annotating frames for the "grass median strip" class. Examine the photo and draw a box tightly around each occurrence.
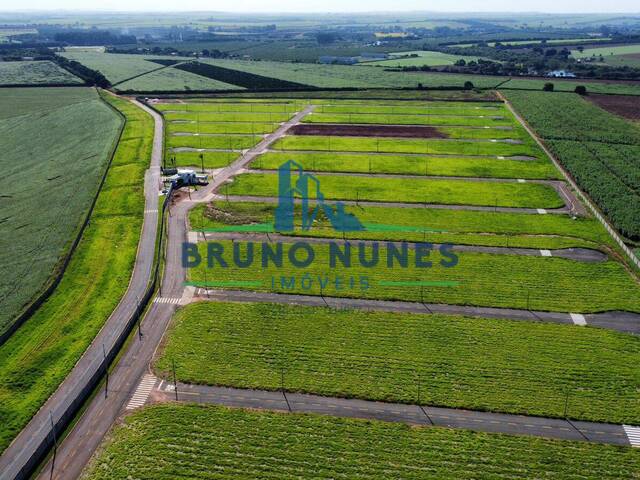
[85,404,640,480]
[187,240,639,312]
[155,302,640,424]
[0,93,153,453]
[226,173,564,209]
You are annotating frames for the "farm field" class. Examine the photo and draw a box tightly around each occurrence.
[114,65,244,92]
[0,94,153,454]
[190,201,607,249]
[188,239,640,312]
[84,404,640,480]
[503,90,640,240]
[361,50,489,67]
[227,172,563,208]
[59,51,173,84]
[0,60,83,85]
[572,44,640,67]
[0,87,122,338]
[156,302,640,423]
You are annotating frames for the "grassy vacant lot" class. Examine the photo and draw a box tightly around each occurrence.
[0,60,82,85]
[304,112,514,127]
[227,173,563,208]
[85,405,640,480]
[504,90,640,240]
[0,87,122,336]
[167,134,257,150]
[189,240,640,312]
[312,102,507,116]
[156,302,640,423]
[172,151,238,169]
[253,151,559,179]
[272,135,542,157]
[163,111,292,122]
[190,201,610,250]
[154,102,299,113]
[167,121,279,134]
[0,94,152,454]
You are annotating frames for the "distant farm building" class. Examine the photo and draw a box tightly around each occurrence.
[547,70,576,78]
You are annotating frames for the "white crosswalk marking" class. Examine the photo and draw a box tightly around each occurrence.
[126,374,157,410]
[570,313,587,326]
[540,249,552,257]
[537,208,548,214]
[154,297,181,305]
[623,425,640,447]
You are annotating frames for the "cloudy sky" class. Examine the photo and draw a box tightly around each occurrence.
[4,0,639,13]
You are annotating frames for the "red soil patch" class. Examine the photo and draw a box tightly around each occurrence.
[587,94,640,121]
[290,124,448,138]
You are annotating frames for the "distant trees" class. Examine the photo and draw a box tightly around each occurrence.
[316,32,337,45]
[464,81,474,90]
[574,85,588,95]
[543,82,554,91]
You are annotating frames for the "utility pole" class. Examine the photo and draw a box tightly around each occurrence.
[172,359,178,401]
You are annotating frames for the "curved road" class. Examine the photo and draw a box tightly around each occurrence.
[6,98,634,480]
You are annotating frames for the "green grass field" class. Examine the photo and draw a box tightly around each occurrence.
[167,121,279,135]
[226,173,563,208]
[59,51,170,84]
[0,87,123,336]
[172,151,239,169]
[0,93,153,454]
[189,201,609,250]
[154,102,299,113]
[84,404,640,480]
[361,50,490,67]
[167,134,257,150]
[304,112,514,127]
[156,302,640,423]
[313,102,506,115]
[253,151,558,179]
[0,61,83,85]
[163,111,292,122]
[114,66,244,92]
[272,135,542,157]
[188,240,640,312]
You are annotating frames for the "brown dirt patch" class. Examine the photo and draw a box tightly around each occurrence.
[587,94,640,121]
[290,124,448,138]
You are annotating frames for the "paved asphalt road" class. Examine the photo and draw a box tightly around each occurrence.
[5,99,635,480]
[192,288,640,335]
[0,98,162,480]
[33,104,316,480]
[149,381,632,447]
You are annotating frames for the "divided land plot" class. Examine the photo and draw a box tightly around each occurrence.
[114,66,244,92]
[226,173,564,208]
[361,50,490,67]
[572,43,640,68]
[191,201,608,250]
[0,61,83,86]
[0,94,153,454]
[0,87,122,337]
[156,302,640,424]
[253,151,559,179]
[188,239,640,312]
[85,404,640,480]
[161,102,301,168]
[503,90,640,241]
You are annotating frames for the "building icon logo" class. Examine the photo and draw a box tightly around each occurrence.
[274,160,365,232]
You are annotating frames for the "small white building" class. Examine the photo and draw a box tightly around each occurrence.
[546,70,576,78]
